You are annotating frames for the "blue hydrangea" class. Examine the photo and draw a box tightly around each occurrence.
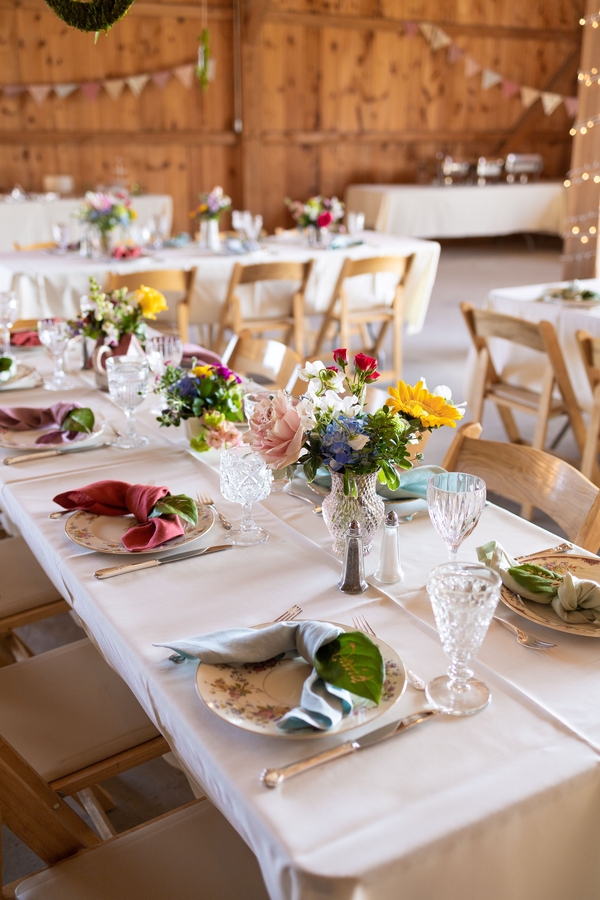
[319,414,375,472]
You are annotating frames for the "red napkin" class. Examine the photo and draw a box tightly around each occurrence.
[11,331,41,347]
[53,480,185,552]
[0,402,81,445]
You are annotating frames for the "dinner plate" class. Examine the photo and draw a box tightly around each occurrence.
[64,505,214,555]
[195,622,407,739]
[0,413,106,450]
[0,364,43,391]
[500,553,600,637]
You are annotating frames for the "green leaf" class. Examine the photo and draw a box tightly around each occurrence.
[0,357,13,372]
[507,563,562,596]
[149,493,198,526]
[61,408,95,434]
[315,632,385,704]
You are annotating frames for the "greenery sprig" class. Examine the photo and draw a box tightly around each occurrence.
[44,0,135,33]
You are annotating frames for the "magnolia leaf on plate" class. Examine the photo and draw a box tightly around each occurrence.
[149,493,198,526]
[507,563,562,596]
[0,357,13,373]
[315,631,385,704]
[61,408,95,434]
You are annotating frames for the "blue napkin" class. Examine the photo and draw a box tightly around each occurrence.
[155,620,354,732]
[377,464,446,500]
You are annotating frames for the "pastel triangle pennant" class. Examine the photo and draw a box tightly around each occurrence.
[173,64,194,89]
[28,84,52,105]
[502,79,520,99]
[464,56,481,78]
[418,23,434,42]
[54,83,78,99]
[541,91,563,116]
[126,74,150,97]
[564,96,579,118]
[447,43,463,65]
[80,82,101,102]
[151,70,171,90]
[481,69,502,91]
[403,21,419,37]
[429,26,452,52]
[4,85,25,98]
[104,79,125,100]
[520,85,540,109]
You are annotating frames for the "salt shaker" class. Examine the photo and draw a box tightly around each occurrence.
[374,510,404,584]
[338,520,368,594]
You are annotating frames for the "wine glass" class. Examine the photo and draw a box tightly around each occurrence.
[426,562,501,716]
[106,356,151,449]
[52,222,69,254]
[145,336,183,414]
[220,447,272,545]
[0,291,19,359]
[37,318,75,390]
[427,472,486,561]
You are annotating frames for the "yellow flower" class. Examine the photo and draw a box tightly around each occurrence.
[386,380,465,429]
[192,364,215,378]
[135,285,168,320]
[130,209,138,220]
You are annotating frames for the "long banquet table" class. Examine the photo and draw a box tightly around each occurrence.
[0,231,440,336]
[345,182,566,239]
[1,349,600,900]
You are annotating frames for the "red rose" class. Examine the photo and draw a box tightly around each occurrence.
[332,348,348,367]
[365,370,380,383]
[326,365,338,372]
[354,352,378,374]
[317,211,333,228]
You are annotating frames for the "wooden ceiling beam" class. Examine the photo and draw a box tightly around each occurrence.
[0,0,232,16]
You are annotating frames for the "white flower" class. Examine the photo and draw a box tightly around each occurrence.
[104,323,120,347]
[299,360,326,381]
[433,384,452,401]
[348,434,370,450]
[338,394,361,416]
[296,398,316,430]
[324,369,346,392]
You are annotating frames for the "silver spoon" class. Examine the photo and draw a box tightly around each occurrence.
[286,491,323,516]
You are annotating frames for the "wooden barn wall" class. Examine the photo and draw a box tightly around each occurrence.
[0,0,584,234]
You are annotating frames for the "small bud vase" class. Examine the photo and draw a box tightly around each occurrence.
[322,470,385,557]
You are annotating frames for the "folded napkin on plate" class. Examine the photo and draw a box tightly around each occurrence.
[182,344,222,368]
[11,331,41,347]
[155,620,354,732]
[477,540,600,625]
[53,480,185,551]
[0,402,83,444]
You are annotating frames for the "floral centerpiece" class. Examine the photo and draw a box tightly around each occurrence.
[156,362,244,452]
[245,349,465,555]
[77,191,136,255]
[191,186,232,252]
[285,195,344,245]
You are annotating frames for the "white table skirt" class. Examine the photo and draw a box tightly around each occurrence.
[345,183,566,239]
[0,232,440,336]
[0,195,173,253]
[0,350,599,900]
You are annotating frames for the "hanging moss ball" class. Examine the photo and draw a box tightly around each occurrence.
[44,0,136,33]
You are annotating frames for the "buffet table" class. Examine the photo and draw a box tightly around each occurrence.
[0,231,440,336]
[0,349,599,900]
[345,183,566,238]
[0,194,173,252]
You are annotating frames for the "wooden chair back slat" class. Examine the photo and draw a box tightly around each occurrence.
[222,335,301,391]
[12,319,39,331]
[237,261,312,286]
[340,255,411,279]
[468,307,546,352]
[13,242,57,252]
[105,269,193,294]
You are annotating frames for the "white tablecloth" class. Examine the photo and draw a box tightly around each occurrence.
[0,195,173,253]
[0,232,440,336]
[345,183,566,239]
[0,349,599,900]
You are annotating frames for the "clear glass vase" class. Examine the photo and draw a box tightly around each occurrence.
[322,470,385,557]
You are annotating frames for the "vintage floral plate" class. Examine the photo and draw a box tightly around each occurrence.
[0,364,43,392]
[195,622,407,739]
[0,413,106,450]
[500,553,600,637]
[64,505,214,555]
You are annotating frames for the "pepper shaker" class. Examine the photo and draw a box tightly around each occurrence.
[338,520,368,594]
[374,510,404,584]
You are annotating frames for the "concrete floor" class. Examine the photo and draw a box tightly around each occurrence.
[2,235,567,886]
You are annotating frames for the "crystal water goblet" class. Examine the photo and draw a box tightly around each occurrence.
[106,356,151,449]
[427,472,486,561]
[37,318,75,390]
[426,562,501,716]
[145,335,183,414]
[0,291,19,359]
[220,447,272,545]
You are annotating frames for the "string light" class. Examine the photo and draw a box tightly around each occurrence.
[561,251,596,262]
[563,162,600,186]
[565,210,600,223]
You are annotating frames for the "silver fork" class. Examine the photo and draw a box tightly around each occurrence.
[197,492,232,530]
[351,615,426,691]
[492,615,556,650]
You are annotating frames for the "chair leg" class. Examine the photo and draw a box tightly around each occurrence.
[76,788,117,840]
[582,393,600,481]
[176,301,189,343]
[2,631,34,662]
[88,784,116,812]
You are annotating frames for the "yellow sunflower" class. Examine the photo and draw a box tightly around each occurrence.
[386,380,464,429]
[135,285,168,320]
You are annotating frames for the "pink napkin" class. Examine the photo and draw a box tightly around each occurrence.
[53,480,185,551]
[182,344,222,367]
[0,403,82,445]
[11,331,41,347]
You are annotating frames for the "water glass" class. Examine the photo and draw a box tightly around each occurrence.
[52,222,69,254]
[37,318,75,390]
[427,472,486,561]
[146,336,183,414]
[426,562,501,716]
[347,211,365,237]
[0,291,19,358]
[106,356,151,449]
[220,447,272,545]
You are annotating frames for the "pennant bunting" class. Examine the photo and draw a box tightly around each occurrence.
[54,83,78,99]
[541,91,563,116]
[173,64,194,89]
[481,69,502,91]
[151,70,171,90]
[447,43,463,65]
[501,80,520,99]
[403,21,419,37]
[520,86,540,109]
[464,56,481,78]
[3,85,25,98]
[564,96,579,118]
[28,85,52,105]
[126,74,150,97]
[104,79,125,100]
[429,26,452,52]
[80,82,101,102]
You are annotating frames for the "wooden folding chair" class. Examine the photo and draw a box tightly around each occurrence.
[312,255,414,383]
[576,330,600,483]
[222,334,302,393]
[442,422,600,553]
[214,260,314,357]
[13,241,57,252]
[0,733,269,900]
[105,269,197,340]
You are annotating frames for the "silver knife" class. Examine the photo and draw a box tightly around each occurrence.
[3,440,115,466]
[260,708,441,788]
[94,543,233,579]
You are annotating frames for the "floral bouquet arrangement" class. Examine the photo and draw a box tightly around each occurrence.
[156,362,244,452]
[69,277,167,349]
[77,191,136,237]
[285,195,345,230]
[191,186,232,221]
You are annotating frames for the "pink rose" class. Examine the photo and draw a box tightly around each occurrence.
[245,390,305,469]
[317,210,333,228]
[205,421,242,450]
